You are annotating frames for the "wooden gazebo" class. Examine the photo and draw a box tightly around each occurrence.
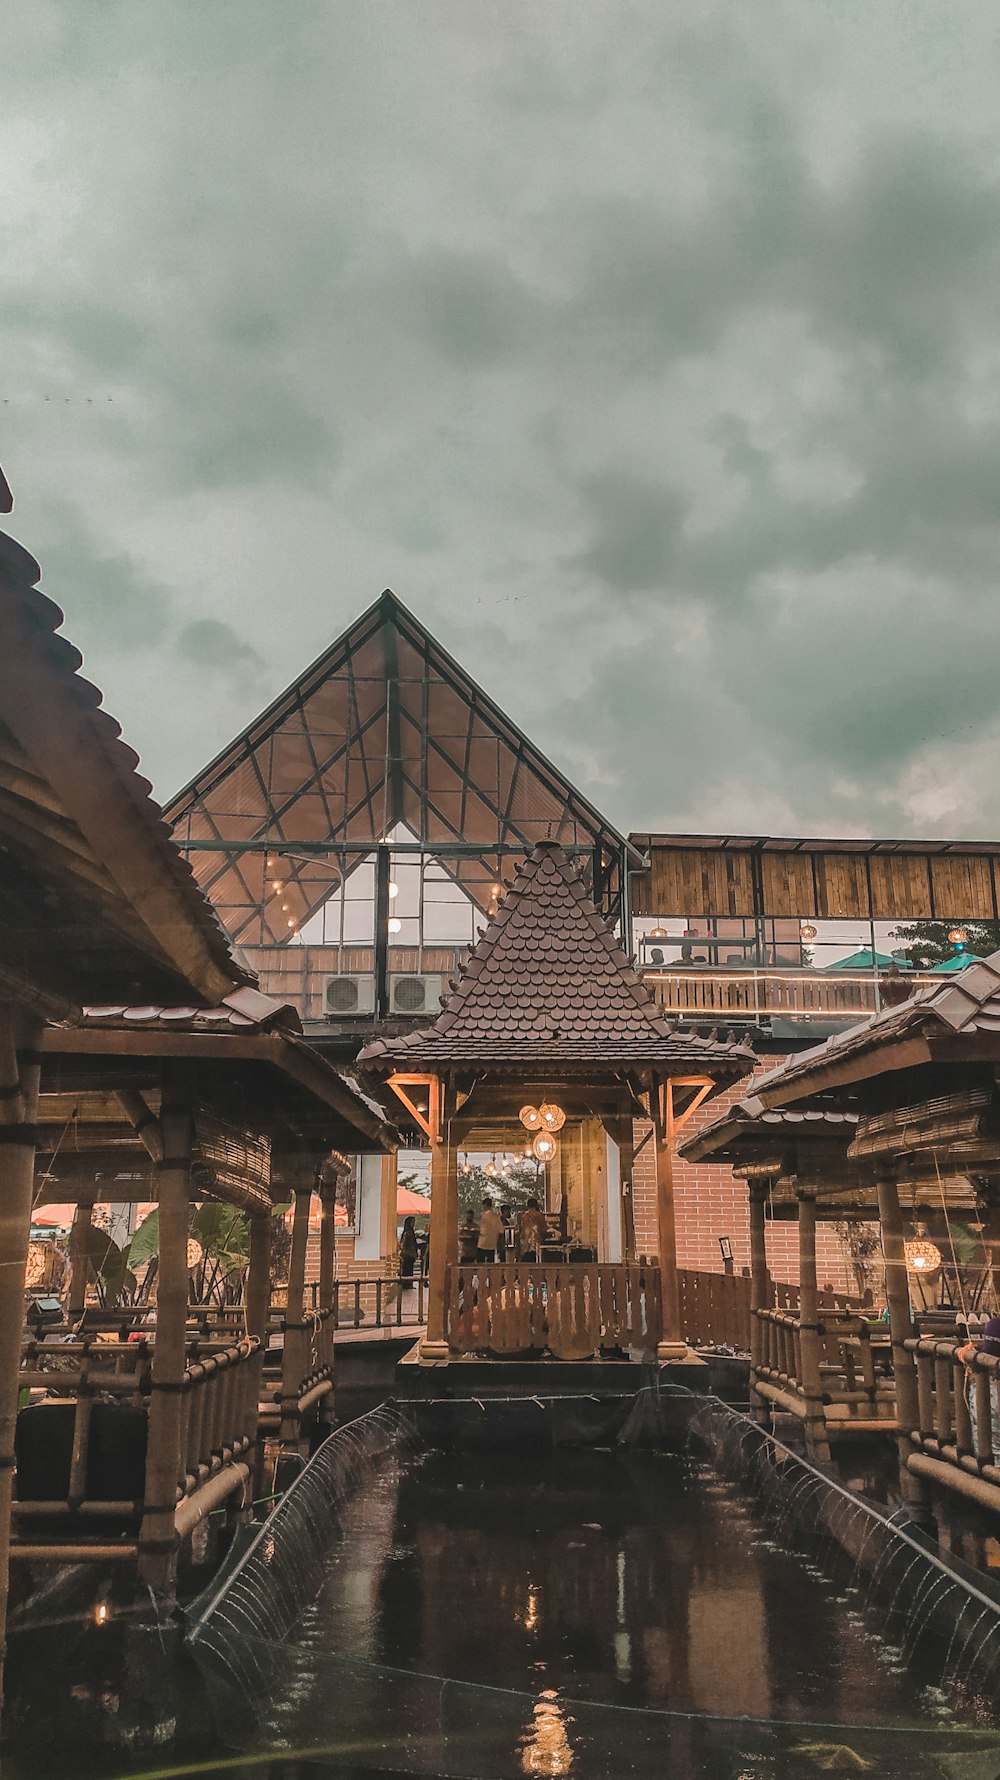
[0,496,397,1713]
[360,841,754,1365]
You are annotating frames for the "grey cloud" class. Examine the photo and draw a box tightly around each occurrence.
[176,619,264,670]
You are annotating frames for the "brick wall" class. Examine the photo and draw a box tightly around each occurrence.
[631,1068,853,1293]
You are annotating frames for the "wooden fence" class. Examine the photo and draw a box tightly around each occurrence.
[678,1269,752,1350]
[445,1263,662,1357]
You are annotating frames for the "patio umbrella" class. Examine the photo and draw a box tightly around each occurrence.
[397,1187,431,1217]
[929,948,974,973]
[824,948,910,971]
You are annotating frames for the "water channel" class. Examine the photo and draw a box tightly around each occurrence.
[10,1437,1000,1780]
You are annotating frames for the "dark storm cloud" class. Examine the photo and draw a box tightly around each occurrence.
[5,1,1000,838]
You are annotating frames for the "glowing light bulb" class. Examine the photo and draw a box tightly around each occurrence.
[388,881,399,899]
[388,916,402,934]
[539,1102,566,1133]
[519,1105,542,1131]
[532,1132,557,1163]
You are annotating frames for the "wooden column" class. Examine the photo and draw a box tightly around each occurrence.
[318,1188,337,1311]
[981,1184,1000,1309]
[280,1170,314,1447]
[379,1151,399,1270]
[606,1113,636,1264]
[0,1009,41,1709]
[421,1080,454,1361]
[748,1182,771,1424]
[796,1191,830,1462]
[877,1168,933,1523]
[137,1069,192,1596]
[653,1078,689,1361]
[68,1189,97,1321]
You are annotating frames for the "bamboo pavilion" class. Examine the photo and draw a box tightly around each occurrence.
[688,957,1000,1531]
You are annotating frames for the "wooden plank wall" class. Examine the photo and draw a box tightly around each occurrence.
[633,846,1000,921]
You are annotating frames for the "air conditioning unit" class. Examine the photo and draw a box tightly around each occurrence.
[389,973,441,1016]
[323,974,376,1017]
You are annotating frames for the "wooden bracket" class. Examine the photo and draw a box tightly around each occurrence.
[387,1074,442,1144]
[664,1075,714,1140]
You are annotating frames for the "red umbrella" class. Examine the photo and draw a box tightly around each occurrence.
[397,1187,431,1217]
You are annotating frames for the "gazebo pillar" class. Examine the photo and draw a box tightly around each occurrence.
[877,1167,933,1523]
[67,1187,97,1321]
[0,1009,41,1707]
[280,1163,315,1448]
[318,1183,337,1311]
[137,1066,192,1597]
[421,1080,455,1361]
[796,1189,830,1462]
[748,1182,771,1424]
[652,1076,695,1362]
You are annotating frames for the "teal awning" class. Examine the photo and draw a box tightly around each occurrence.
[824,948,911,972]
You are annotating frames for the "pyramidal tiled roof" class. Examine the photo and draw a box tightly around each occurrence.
[358,841,755,1074]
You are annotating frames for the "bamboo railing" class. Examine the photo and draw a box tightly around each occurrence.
[179,1338,259,1499]
[754,1305,894,1431]
[445,1262,662,1357]
[646,966,939,1023]
[903,1337,1000,1504]
[13,1337,151,1524]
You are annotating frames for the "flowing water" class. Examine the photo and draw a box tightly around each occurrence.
[7,1440,1000,1779]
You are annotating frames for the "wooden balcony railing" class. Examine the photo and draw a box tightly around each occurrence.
[445,1262,662,1358]
[645,967,940,1023]
[903,1337,1000,1505]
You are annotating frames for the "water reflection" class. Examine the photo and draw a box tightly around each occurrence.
[518,1687,575,1777]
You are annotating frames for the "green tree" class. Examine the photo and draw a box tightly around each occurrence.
[457,1157,544,1221]
[891,920,1000,969]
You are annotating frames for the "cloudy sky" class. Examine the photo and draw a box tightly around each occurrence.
[4,2,1000,840]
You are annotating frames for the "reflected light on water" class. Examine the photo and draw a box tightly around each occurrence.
[524,1584,540,1632]
[518,1687,575,1777]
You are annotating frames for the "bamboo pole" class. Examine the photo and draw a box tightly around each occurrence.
[748,1183,771,1425]
[421,1080,453,1360]
[67,1189,97,1321]
[243,1211,272,1487]
[877,1168,933,1523]
[0,1008,41,1712]
[797,1191,831,1463]
[137,1067,192,1597]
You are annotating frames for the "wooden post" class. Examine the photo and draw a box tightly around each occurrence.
[0,1010,41,1710]
[244,1211,272,1489]
[608,1113,635,1264]
[652,1078,692,1361]
[137,1069,192,1597]
[748,1182,771,1424]
[797,1191,830,1462]
[877,1168,933,1523]
[68,1189,97,1321]
[379,1151,399,1272]
[421,1080,454,1360]
[280,1171,314,1448]
[981,1185,1000,1310]
[318,1188,337,1311]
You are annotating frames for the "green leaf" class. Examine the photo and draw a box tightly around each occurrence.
[126,1210,160,1270]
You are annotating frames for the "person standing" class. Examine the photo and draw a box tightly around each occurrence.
[517,1197,547,1261]
[398,1215,418,1289]
[477,1198,503,1263]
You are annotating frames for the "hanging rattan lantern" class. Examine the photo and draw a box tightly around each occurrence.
[519,1105,543,1131]
[532,1131,557,1163]
[904,1238,942,1274]
[186,1238,204,1272]
[539,1102,566,1133]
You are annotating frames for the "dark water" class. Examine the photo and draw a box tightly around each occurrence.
[7,1446,1000,1779]
[240,1447,1000,1779]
